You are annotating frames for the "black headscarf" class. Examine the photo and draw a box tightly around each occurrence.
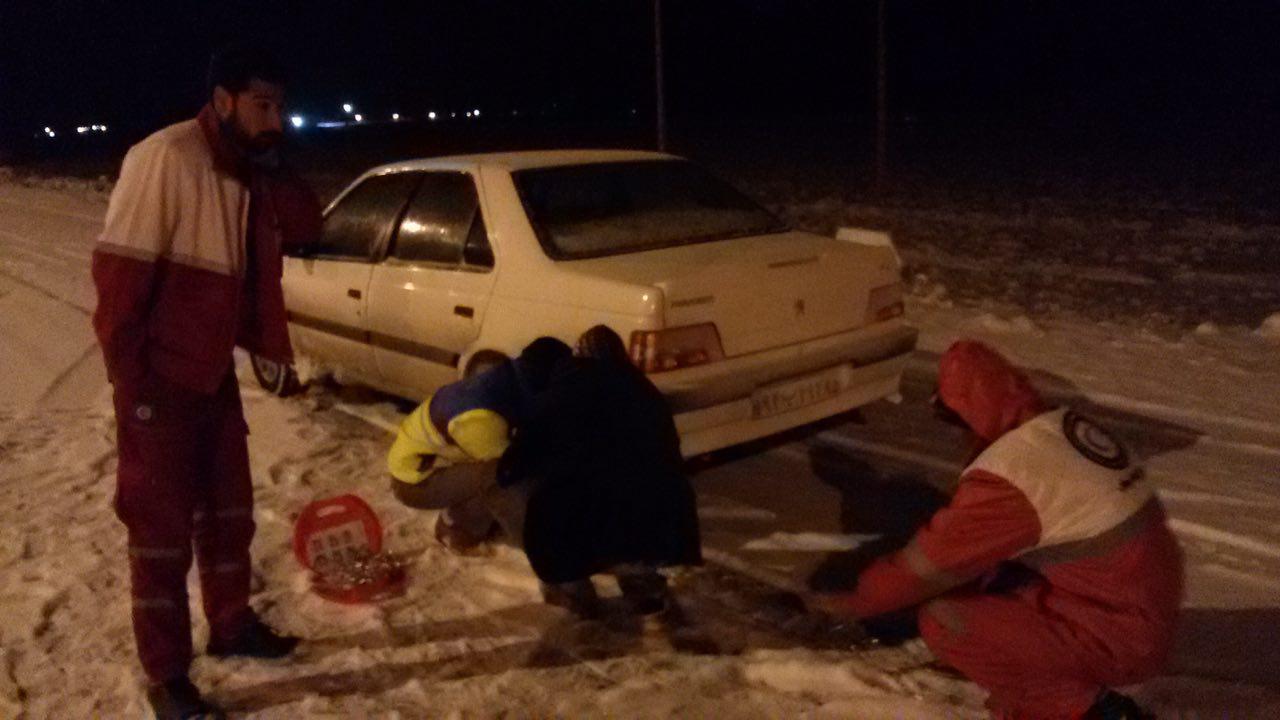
[513,337,573,396]
[577,325,630,366]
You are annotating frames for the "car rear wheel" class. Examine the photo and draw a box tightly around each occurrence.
[250,353,303,397]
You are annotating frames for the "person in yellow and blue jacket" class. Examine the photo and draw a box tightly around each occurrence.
[387,338,571,552]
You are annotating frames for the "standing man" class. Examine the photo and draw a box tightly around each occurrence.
[92,45,320,719]
[811,341,1183,720]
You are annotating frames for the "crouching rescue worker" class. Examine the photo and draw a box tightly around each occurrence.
[811,341,1183,720]
[92,45,317,719]
[387,339,568,552]
[501,327,702,617]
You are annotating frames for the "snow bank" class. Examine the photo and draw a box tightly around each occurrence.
[742,648,986,719]
[1193,321,1221,336]
[0,169,113,196]
[963,312,1042,336]
[742,532,881,553]
[1257,312,1280,341]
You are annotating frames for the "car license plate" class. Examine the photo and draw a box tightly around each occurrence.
[751,365,849,419]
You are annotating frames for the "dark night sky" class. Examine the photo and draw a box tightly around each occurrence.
[1,1,1278,140]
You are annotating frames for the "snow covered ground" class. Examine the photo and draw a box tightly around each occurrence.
[1,177,1279,718]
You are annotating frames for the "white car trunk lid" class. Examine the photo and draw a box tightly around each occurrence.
[566,231,900,357]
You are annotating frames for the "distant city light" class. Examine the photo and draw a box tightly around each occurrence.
[290,115,305,128]
[77,126,89,134]
[428,111,437,120]
[473,108,481,117]
[342,103,353,114]
[451,112,457,118]
[392,113,400,121]
[353,113,363,122]
[316,121,344,129]
[465,111,472,118]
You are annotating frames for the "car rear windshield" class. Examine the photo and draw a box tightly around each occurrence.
[513,160,787,259]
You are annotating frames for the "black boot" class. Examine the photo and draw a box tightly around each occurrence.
[207,615,299,659]
[146,676,225,720]
[1084,690,1154,720]
[434,511,499,555]
[617,569,669,616]
[541,580,603,619]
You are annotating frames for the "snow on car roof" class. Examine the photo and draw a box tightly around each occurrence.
[365,149,681,175]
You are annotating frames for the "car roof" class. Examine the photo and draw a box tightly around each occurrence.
[364,149,683,176]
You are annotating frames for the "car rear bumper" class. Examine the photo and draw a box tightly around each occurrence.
[662,322,917,457]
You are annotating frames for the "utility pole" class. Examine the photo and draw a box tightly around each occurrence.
[875,0,888,186]
[655,0,667,151]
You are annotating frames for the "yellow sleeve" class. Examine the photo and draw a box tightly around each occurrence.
[386,397,439,484]
[447,409,511,461]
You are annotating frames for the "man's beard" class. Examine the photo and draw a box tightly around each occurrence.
[221,116,282,167]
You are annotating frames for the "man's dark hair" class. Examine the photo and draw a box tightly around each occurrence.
[577,325,629,365]
[514,337,574,394]
[207,43,285,97]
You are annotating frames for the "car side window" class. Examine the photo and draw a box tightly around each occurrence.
[315,172,422,260]
[391,172,479,265]
[463,212,494,269]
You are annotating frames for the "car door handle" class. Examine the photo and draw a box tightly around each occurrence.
[347,288,362,300]
[454,305,474,318]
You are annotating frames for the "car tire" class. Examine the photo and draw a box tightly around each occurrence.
[464,352,508,379]
[250,353,304,397]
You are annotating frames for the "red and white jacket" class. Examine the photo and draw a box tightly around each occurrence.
[830,341,1183,662]
[92,106,320,398]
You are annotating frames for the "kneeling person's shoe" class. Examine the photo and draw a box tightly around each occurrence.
[617,570,670,616]
[207,616,299,659]
[1084,690,1154,720]
[541,580,603,619]
[434,513,498,555]
[146,676,225,720]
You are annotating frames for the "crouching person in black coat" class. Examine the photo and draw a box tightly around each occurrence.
[502,327,703,617]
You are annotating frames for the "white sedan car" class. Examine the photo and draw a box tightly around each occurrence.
[251,150,916,456]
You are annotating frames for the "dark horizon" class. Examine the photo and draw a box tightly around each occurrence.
[3,1,1278,137]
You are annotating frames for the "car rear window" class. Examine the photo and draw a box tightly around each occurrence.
[512,160,786,259]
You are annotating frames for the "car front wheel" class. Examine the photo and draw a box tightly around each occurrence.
[250,353,303,397]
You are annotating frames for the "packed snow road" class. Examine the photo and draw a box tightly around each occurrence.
[2,179,1279,718]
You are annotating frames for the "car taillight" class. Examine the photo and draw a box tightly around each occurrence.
[629,323,726,373]
[867,282,905,323]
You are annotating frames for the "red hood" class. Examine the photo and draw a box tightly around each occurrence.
[937,340,1047,446]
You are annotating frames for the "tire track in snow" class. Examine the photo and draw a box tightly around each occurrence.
[33,344,106,411]
[904,356,1280,448]
[0,257,91,315]
[1168,519,1280,562]
[778,413,1280,565]
[0,196,104,224]
[0,228,93,263]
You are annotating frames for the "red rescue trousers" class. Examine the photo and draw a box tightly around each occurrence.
[918,572,1178,720]
[113,371,255,683]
